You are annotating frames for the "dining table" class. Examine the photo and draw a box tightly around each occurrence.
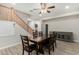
[29,36,48,54]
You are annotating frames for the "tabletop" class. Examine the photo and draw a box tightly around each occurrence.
[29,37,44,43]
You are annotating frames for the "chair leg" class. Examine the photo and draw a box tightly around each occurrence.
[49,47,51,55]
[55,40,57,48]
[41,49,44,55]
[35,47,38,55]
[36,44,39,55]
[39,46,44,55]
[53,44,54,52]
[36,51,38,55]
[22,49,24,55]
[28,52,30,55]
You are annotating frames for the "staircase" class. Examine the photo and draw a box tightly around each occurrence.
[0,5,33,34]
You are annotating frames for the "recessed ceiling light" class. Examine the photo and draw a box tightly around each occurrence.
[65,6,69,9]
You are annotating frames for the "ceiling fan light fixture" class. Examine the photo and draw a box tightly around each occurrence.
[31,3,55,15]
[43,10,47,13]
[41,9,47,14]
[65,6,69,9]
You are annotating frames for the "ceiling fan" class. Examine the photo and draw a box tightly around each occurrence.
[30,3,55,14]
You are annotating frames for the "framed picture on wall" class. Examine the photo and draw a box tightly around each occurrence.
[35,24,38,28]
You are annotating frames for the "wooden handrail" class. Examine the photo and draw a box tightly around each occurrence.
[0,5,11,9]
[0,5,33,34]
[13,9,33,34]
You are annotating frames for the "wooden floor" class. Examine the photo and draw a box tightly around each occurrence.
[0,40,79,55]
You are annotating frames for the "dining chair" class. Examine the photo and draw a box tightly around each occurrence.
[40,37,54,55]
[33,31,38,39]
[52,32,57,48]
[50,34,56,52]
[39,31,43,37]
[49,31,57,48]
[41,32,57,55]
[20,35,38,55]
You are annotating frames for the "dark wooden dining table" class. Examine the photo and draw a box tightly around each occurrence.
[29,36,48,54]
[29,37,44,43]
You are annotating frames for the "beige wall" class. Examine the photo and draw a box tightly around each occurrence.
[42,14,79,42]
[0,21,31,49]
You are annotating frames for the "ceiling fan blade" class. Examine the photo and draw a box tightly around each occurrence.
[39,12,41,14]
[30,10,33,12]
[48,6,55,9]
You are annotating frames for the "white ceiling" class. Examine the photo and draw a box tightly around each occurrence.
[1,3,79,20]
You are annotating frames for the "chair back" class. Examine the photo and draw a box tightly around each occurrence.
[33,31,38,39]
[48,37,54,46]
[39,31,43,37]
[20,35,30,49]
[49,32,57,45]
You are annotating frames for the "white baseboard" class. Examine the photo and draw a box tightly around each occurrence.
[73,40,79,43]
